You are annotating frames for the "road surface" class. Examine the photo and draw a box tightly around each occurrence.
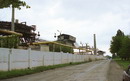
[108,60,123,81]
[1,60,110,81]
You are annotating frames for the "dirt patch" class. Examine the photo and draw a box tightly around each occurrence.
[108,60,123,81]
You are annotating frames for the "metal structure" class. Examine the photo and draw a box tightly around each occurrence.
[0,21,37,45]
[57,34,76,46]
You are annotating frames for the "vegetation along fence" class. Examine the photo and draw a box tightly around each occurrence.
[0,35,19,48]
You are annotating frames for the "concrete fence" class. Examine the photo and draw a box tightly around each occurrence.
[0,48,105,71]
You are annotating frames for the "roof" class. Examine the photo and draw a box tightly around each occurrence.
[58,34,75,38]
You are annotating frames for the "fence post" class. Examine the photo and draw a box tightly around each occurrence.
[28,48,31,68]
[76,54,78,62]
[61,52,62,64]
[84,55,85,62]
[67,53,69,63]
[71,54,73,62]
[8,49,12,71]
[43,54,44,66]
[53,53,55,65]
[86,55,87,61]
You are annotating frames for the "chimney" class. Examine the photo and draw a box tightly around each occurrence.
[94,34,97,55]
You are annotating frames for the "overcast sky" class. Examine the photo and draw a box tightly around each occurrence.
[0,0,130,56]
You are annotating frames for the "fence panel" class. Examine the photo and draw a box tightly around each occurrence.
[11,49,28,70]
[31,50,44,67]
[62,53,68,64]
[68,54,72,63]
[0,48,9,71]
[43,52,54,66]
[54,52,62,65]
[0,48,105,71]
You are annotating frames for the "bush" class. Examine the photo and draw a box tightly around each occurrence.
[49,43,74,53]
[0,35,20,48]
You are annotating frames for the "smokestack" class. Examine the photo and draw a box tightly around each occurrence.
[94,34,97,55]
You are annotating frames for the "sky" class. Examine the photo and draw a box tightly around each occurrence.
[0,0,130,56]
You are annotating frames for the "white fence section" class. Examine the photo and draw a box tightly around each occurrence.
[0,48,105,71]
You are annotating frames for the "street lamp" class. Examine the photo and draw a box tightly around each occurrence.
[54,33,57,38]
[54,30,62,40]
[57,30,62,35]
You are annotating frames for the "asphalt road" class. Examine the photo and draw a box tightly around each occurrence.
[1,60,110,81]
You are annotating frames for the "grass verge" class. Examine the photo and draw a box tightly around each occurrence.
[114,58,130,70]
[0,61,90,80]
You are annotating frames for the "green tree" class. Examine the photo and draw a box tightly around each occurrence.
[116,29,124,36]
[0,0,30,31]
[0,0,30,9]
[110,29,124,58]
[119,36,130,60]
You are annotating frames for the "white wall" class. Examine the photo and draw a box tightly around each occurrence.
[0,48,105,71]
[0,48,9,71]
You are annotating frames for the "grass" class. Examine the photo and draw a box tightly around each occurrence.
[0,61,90,80]
[114,58,130,70]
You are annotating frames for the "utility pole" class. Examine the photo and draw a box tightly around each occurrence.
[94,34,97,55]
[11,7,15,31]
[57,30,62,35]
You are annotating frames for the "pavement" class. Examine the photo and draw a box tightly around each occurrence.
[1,60,110,81]
[108,60,123,81]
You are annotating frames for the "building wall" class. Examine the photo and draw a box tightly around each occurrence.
[0,48,105,71]
[40,45,49,52]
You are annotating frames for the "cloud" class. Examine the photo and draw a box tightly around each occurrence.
[1,0,130,56]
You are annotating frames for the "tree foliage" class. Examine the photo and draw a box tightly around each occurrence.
[0,0,30,9]
[49,43,74,53]
[119,36,130,60]
[116,29,124,36]
[0,35,20,48]
[110,29,130,60]
[110,29,124,56]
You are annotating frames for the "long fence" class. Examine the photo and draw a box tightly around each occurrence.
[0,48,105,71]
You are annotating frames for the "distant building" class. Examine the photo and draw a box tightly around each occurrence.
[97,50,105,55]
[57,34,76,46]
